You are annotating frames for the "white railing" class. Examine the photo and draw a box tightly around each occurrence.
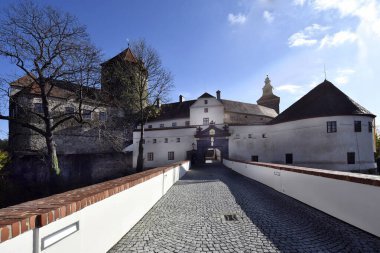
[223,159,380,237]
[0,161,190,253]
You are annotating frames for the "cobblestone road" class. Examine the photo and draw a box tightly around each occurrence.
[109,164,380,253]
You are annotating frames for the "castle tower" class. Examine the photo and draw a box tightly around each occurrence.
[257,75,280,113]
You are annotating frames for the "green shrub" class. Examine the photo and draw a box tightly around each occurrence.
[0,151,9,170]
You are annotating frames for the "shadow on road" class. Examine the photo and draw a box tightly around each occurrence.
[182,164,380,252]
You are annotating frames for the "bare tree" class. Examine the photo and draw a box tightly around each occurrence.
[0,1,101,175]
[102,39,173,171]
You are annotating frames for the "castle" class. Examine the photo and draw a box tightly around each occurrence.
[130,76,376,172]
[8,48,377,172]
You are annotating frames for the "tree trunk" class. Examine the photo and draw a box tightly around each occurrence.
[45,133,60,176]
[41,82,60,176]
[136,122,144,172]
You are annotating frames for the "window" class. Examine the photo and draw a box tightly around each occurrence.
[177,138,180,143]
[165,138,168,143]
[285,153,293,164]
[153,139,157,143]
[34,103,43,113]
[172,122,177,127]
[347,152,355,164]
[204,108,208,113]
[160,124,164,128]
[236,134,240,139]
[203,118,209,125]
[185,121,190,126]
[368,121,373,133]
[248,134,252,138]
[204,100,208,104]
[251,156,258,162]
[147,152,154,161]
[82,109,92,120]
[99,112,106,121]
[142,139,145,144]
[354,121,361,132]
[168,151,174,160]
[65,106,74,114]
[326,121,337,133]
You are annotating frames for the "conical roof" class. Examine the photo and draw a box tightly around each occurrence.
[101,47,138,65]
[270,80,375,124]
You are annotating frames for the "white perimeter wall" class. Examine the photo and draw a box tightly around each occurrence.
[0,162,190,253]
[223,159,380,237]
[229,115,376,171]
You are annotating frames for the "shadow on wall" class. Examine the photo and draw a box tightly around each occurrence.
[0,152,133,208]
[181,164,380,251]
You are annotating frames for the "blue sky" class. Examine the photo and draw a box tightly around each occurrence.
[1,0,379,139]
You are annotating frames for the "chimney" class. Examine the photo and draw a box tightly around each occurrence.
[216,90,221,100]
[179,95,185,103]
[156,98,161,108]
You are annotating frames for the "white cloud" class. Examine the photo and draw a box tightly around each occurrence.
[276,84,303,94]
[311,0,380,37]
[288,33,318,47]
[312,0,358,16]
[263,11,274,23]
[337,68,356,75]
[319,30,357,48]
[228,13,247,25]
[288,23,330,47]
[304,23,330,33]
[333,68,355,86]
[334,76,349,85]
[293,0,306,6]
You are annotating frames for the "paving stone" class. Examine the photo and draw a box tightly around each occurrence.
[108,164,380,253]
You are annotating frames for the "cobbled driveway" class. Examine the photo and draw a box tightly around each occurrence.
[108,164,380,253]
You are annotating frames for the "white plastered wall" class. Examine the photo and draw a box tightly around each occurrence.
[190,97,224,125]
[229,115,376,171]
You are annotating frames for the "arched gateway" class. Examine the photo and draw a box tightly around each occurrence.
[193,123,230,164]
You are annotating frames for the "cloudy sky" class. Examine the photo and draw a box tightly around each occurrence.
[0,0,379,138]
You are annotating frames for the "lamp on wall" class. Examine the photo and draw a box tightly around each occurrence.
[192,142,195,150]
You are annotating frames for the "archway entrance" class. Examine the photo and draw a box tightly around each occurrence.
[194,124,230,164]
[204,147,222,163]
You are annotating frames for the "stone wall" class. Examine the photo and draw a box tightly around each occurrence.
[9,152,133,184]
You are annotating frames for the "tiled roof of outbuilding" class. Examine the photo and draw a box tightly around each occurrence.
[221,99,278,118]
[151,100,196,121]
[199,92,215,98]
[269,80,375,125]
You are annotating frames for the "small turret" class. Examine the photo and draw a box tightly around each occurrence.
[257,75,280,113]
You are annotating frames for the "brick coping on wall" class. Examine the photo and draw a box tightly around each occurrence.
[0,161,189,243]
[225,159,380,187]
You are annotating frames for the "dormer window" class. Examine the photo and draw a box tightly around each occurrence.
[204,100,208,104]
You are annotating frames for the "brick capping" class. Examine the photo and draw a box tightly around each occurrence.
[225,159,380,187]
[0,161,189,243]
